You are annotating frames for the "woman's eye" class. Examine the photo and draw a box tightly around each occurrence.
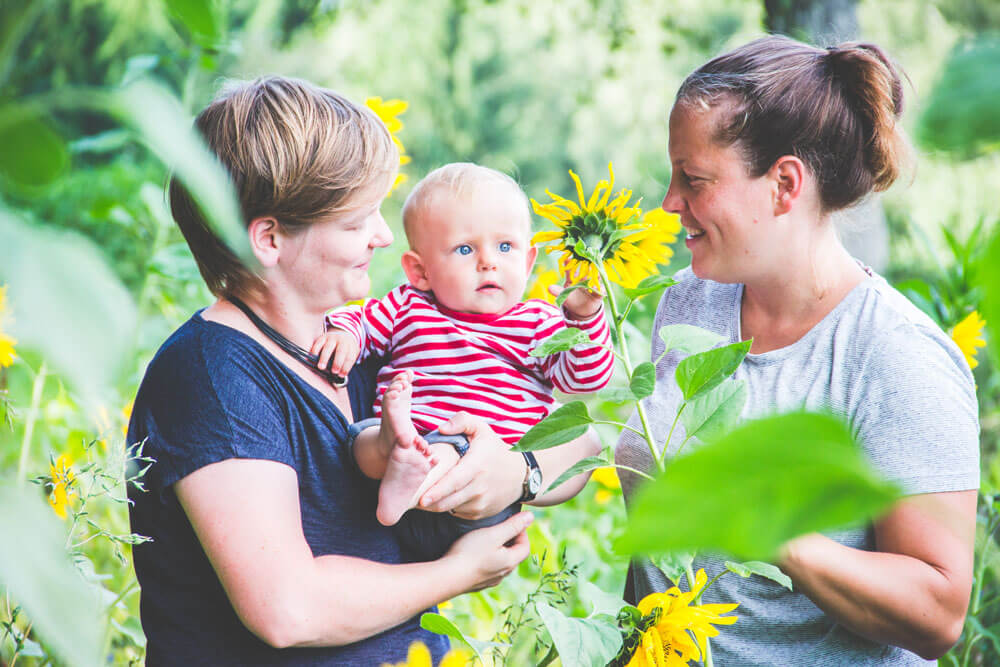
[499,242,512,253]
[455,245,473,256]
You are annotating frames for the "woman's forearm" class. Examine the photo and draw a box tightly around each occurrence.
[779,530,970,659]
[777,491,976,659]
[279,553,475,648]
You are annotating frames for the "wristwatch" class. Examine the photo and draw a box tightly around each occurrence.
[519,451,543,502]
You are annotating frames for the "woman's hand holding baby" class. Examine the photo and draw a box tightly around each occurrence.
[311,329,360,376]
[417,411,526,518]
[444,511,534,592]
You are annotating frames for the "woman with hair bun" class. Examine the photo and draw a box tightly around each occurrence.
[616,35,979,664]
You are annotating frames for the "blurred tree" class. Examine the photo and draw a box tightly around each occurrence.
[764,0,859,44]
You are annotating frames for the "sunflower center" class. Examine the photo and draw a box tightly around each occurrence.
[566,211,621,262]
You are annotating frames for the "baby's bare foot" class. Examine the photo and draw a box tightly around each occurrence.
[376,372,432,526]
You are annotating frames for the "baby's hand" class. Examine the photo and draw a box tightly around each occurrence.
[310,329,360,377]
[550,276,604,321]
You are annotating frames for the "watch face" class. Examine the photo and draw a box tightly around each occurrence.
[528,469,542,494]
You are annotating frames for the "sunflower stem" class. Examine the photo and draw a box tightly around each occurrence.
[683,563,715,667]
[16,360,47,486]
[599,271,663,473]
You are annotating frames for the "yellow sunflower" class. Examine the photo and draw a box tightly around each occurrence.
[627,569,739,666]
[48,453,77,519]
[380,641,470,667]
[366,96,411,193]
[0,285,17,369]
[950,310,987,370]
[531,164,680,290]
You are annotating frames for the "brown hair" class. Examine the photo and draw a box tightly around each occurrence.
[401,162,530,249]
[169,76,398,297]
[676,35,910,212]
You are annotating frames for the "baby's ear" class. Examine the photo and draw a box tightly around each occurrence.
[401,251,431,291]
[525,245,538,273]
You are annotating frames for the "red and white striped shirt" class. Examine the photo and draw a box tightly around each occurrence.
[325,284,614,445]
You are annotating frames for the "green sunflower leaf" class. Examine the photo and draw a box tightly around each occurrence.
[629,362,656,400]
[535,601,622,667]
[651,552,694,586]
[513,401,593,452]
[0,107,68,188]
[530,327,593,357]
[597,386,636,404]
[657,324,725,361]
[724,561,793,591]
[420,613,503,660]
[675,339,751,401]
[680,378,748,444]
[624,274,678,300]
[545,456,608,494]
[617,412,900,561]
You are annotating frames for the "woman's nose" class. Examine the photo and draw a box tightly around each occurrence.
[661,181,684,215]
[370,212,393,248]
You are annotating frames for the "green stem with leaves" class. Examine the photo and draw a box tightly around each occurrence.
[598,270,663,473]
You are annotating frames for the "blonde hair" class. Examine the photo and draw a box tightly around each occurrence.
[169,76,398,297]
[401,162,531,247]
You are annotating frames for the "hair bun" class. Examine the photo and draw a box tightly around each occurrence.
[825,42,904,117]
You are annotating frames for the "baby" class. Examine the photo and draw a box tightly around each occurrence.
[314,163,613,559]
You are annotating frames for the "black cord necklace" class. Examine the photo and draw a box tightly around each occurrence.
[229,297,347,387]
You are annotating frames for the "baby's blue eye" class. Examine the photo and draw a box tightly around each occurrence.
[499,242,512,253]
[455,244,473,256]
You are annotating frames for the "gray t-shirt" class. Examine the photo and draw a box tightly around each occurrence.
[615,267,979,666]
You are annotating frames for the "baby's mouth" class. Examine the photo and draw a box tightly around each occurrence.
[477,282,502,291]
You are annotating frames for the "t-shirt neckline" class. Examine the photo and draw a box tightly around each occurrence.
[733,271,879,364]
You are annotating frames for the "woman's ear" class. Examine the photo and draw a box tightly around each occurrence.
[247,216,282,268]
[401,250,431,291]
[770,156,806,216]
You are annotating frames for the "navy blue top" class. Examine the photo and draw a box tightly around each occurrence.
[127,312,447,665]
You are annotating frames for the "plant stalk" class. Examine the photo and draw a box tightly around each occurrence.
[599,272,663,473]
[16,361,47,485]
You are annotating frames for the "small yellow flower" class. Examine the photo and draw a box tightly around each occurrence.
[627,569,739,666]
[526,269,561,304]
[0,285,17,368]
[592,466,621,504]
[48,453,76,519]
[592,466,621,489]
[381,641,470,667]
[366,97,411,194]
[532,164,680,290]
[950,310,987,370]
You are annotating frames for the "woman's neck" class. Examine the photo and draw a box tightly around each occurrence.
[740,228,868,351]
[203,287,326,352]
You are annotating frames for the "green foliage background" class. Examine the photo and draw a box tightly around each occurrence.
[1,0,998,664]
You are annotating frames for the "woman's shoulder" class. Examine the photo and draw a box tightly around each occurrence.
[853,275,967,367]
[147,312,276,384]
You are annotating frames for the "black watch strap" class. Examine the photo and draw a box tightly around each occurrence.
[519,451,542,502]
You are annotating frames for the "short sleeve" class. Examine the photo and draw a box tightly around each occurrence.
[851,323,980,495]
[136,338,295,496]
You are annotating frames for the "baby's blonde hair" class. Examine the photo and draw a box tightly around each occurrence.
[401,163,531,248]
